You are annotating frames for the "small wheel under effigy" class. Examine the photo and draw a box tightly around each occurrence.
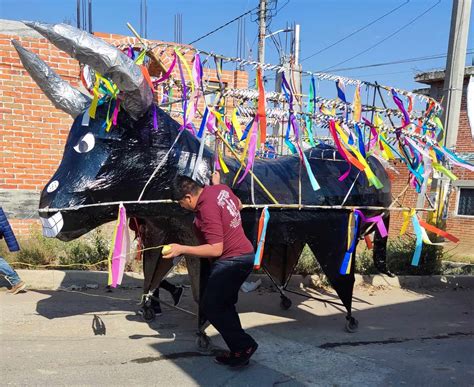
[345,316,359,333]
[280,295,292,310]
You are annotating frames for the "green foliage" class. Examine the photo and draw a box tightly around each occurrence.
[384,236,442,275]
[295,245,321,275]
[355,249,379,275]
[2,227,110,270]
[294,236,445,276]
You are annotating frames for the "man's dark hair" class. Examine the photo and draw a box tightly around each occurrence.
[173,175,202,200]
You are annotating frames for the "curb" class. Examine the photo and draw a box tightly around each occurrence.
[1,270,472,291]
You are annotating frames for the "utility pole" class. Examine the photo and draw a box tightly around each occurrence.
[258,0,267,64]
[76,0,81,29]
[88,0,92,33]
[425,0,471,226]
[442,0,472,148]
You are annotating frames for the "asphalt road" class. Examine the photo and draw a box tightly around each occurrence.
[1,280,473,386]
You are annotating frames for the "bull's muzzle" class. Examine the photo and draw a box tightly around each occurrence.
[40,211,64,238]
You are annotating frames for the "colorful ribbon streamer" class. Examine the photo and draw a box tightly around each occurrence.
[254,206,270,269]
[108,203,130,288]
[340,211,360,275]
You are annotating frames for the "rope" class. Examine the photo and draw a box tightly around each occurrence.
[138,130,183,201]
[144,42,440,107]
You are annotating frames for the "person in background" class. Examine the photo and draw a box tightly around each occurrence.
[162,171,258,368]
[0,256,26,295]
[0,207,26,295]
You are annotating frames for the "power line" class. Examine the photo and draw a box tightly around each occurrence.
[188,5,258,45]
[327,49,474,72]
[323,0,442,72]
[301,0,410,63]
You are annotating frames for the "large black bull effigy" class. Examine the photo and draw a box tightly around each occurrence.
[13,22,393,340]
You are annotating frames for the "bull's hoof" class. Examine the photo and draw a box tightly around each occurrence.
[280,295,292,310]
[345,317,359,333]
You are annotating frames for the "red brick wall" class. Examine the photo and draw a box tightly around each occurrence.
[0,34,78,191]
[445,84,474,256]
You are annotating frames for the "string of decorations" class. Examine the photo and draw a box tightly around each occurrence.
[85,30,474,273]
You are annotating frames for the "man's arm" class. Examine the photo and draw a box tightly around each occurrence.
[162,242,223,259]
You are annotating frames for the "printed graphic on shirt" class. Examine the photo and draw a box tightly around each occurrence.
[217,189,241,228]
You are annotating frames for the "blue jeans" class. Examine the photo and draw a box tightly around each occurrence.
[201,254,256,352]
[0,257,21,286]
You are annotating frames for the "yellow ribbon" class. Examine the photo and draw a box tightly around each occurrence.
[174,48,195,94]
[432,162,458,181]
[334,122,383,189]
[400,209,415,236]
[218,148,229,174]
[231,108,243,141]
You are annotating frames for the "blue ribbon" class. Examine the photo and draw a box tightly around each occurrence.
[340,212,360,275]
[411,214,423,266]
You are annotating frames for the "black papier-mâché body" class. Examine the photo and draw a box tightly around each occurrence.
[38,102,391,329]
[14,20,391,334]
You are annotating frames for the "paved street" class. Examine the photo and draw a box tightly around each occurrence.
[1,276,473,386]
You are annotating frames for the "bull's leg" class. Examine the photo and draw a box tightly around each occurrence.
[306,212,359,332]
[261,242,305,310]
[195,258,212,351]
[184,256,201,304]
[372,214,394,277]
[182,255,211,349]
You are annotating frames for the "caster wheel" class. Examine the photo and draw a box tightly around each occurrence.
[280,296,292,310]
[195,334,211,351]
[345,317,359,333]
[142,307,156,323]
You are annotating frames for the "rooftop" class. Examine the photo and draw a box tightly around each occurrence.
[415,66,474,84]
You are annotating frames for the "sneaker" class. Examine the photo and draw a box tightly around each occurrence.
[171,286,183,306]
[214,351,232,366]
[7,281,26,295]
[228,343,258,368]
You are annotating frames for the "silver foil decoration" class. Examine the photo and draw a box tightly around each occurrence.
[12,39,91,118]
[23,21,153,120]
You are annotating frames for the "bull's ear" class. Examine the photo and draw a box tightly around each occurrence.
[23,21,153,120]
[12,39,91,118]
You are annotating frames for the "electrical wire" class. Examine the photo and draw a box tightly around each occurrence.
[326,49,474,72]
[188,5,258,45]
[301,0,410,63]
[323,0,442,72]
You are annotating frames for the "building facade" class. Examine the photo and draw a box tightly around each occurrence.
[389,67,474,257]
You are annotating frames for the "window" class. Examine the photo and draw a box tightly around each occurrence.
[457,188,474,216]
[204,80,227,106]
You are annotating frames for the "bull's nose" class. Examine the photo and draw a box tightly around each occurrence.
[40,212,64,238]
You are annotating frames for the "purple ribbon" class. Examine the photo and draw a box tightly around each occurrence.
[354,209,387,238]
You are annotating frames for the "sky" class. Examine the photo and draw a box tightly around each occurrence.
[1,0,473,97]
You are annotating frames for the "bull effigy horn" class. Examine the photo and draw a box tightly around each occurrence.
[23,21,153,120]
[12,39,91,118]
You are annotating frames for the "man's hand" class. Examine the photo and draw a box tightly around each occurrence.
[211,171,221,185]
[162,243,184,259]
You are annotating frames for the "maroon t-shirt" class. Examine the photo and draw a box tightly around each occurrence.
[193,185,254,259]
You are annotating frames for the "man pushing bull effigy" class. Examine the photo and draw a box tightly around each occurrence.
[162,171,258,368]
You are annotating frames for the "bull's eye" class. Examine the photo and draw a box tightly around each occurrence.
[73,132,95,153]
[47,180,59,193]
